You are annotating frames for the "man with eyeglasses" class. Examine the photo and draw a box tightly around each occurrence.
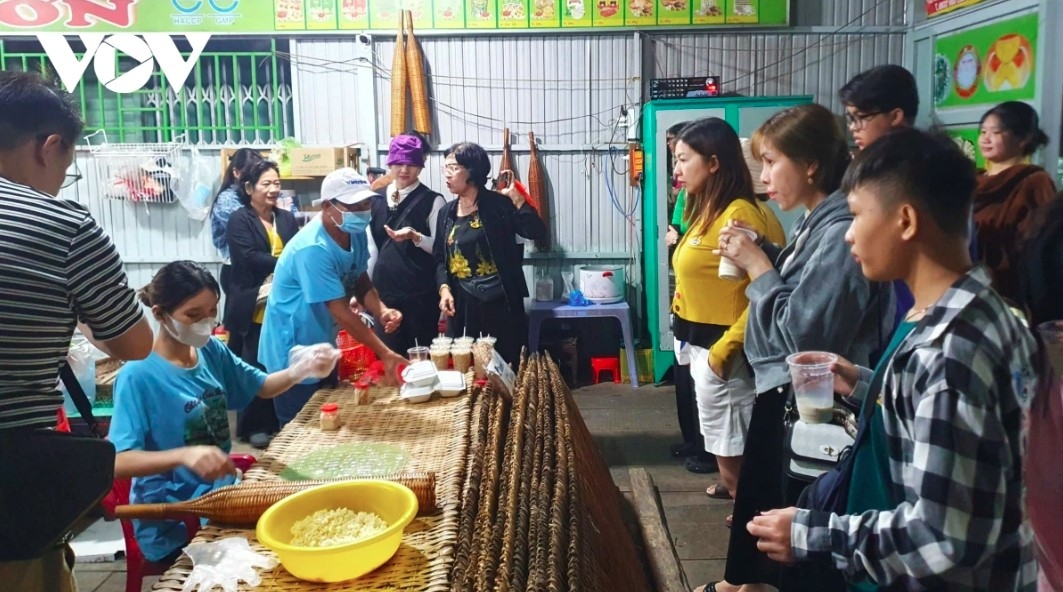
[838,64,919,151]
[0,71,153,590]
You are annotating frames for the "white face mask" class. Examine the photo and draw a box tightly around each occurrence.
[165,316,215,348]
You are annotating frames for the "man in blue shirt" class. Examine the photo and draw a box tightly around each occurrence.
[260,168,407,426]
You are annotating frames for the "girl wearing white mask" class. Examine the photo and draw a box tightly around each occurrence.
[109,261,339,564]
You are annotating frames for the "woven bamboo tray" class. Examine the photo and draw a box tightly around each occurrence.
[152,381,477,592]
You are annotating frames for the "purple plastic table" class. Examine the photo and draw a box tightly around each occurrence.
[528,300,638,388]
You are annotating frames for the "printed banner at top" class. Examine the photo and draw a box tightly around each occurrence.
[931,12,1039,111]
[0,0,787,33]
[926,0,986,18]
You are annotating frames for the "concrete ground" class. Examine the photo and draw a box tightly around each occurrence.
[74,382,730,592]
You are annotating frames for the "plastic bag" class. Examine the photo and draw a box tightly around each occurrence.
[288,343,342,381]
[60,335,106,414]
[181,537,278,592]
[174,147,218,221]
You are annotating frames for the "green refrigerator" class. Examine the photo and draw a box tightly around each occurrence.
[641,96,812,383]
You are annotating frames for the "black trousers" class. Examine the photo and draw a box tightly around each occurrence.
[673,358,702,449]
[375,293,441,355]
[234,323,279,439]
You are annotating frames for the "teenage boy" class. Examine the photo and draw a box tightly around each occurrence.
[838,64,918,150]
[747,128,1038,590]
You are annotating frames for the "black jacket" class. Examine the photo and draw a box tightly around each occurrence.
[434,189,547,312]
[224,205,298,335]
[369,184,444,300]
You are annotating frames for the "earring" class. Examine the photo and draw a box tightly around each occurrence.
[807,176,814,185]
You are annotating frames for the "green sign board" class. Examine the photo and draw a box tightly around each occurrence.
[0,0,788,33]
[944,127,984,170]
[931,12,1038,110]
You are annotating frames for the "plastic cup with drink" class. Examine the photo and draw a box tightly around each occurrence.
[786,351,837,424]
[430,345,451,371]
[1037,320,1063,376]
[452,347,473,374]
[407,346,430,362]
[718,221,760,281]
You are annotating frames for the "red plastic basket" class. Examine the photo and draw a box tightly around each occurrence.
[337,330,376,380]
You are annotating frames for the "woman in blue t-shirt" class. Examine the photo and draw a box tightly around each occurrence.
[109,261,338,563]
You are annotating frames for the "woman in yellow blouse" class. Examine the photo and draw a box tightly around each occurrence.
[671,118,786,503]
[224,160,298,446]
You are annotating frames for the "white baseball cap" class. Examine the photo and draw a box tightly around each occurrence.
[312,167,377,207]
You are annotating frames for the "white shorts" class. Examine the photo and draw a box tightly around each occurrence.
[689,345,756,457]
[673,337,691,366]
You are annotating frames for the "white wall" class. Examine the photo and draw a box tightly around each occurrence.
[63,0,908,306]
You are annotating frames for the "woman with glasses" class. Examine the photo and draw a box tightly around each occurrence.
[435,142,546,365]
[367,133,447,353]
[973,101,1057,303]
[109,261,338,565]
[223,160,297,447]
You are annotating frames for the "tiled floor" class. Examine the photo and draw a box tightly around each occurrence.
[73,384,732,591]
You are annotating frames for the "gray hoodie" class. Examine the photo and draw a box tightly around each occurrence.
[744,190,896,394]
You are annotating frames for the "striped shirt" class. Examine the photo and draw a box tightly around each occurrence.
[0,177,143,430]
[792,267,1038,591]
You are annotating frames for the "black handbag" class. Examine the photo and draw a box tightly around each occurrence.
[458,274,506,302]
[0,364,116,561]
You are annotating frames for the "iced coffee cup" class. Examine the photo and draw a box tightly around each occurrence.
[454,336,475,350]
[718,224,760,281]
[786,351,837,424]
[430,346,451,371]
[432,336,454,349]
[452,347,473,374]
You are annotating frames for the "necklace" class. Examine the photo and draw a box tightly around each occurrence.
[904,304,933,322]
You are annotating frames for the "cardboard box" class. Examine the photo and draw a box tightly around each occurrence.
[289,147,348,177]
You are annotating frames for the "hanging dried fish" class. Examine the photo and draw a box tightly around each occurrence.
[527,132,549,251]
[404,10,432,135]
[390,12,407,138]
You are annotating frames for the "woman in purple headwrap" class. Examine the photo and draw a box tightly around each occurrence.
[366,133,449,352]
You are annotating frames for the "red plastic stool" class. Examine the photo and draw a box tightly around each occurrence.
[590,357,621,384]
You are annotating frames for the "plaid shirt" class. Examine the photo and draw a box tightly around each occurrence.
[792,267,1038,591]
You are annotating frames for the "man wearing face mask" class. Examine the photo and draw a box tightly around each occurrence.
[259,168,407,427]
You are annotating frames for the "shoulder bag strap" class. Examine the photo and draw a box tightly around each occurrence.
[60,362,103,439]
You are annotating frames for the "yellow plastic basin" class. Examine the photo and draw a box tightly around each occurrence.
[256,480,418,582]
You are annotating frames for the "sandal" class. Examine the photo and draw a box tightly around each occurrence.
[725,514,733,529]
[694,582,719,592]
[705,483,731,499]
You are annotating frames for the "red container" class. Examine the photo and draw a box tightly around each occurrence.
[336,330,377,381]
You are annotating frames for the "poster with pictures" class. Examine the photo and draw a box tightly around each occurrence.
[657,0,691,25]
[466,0,498,28]
[529,0,562,27]
[339,0,370,28]
[275,0,306,29]
[691,0,725,24]
[725,0,757,23]
[932,13,1038,109]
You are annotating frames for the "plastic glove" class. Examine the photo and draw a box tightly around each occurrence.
[181,537,277,592]
[287,343,342,382]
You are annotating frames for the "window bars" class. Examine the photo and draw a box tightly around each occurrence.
[0,38,294,146]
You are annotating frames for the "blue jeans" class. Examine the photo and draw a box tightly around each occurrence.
[273,380,325,428]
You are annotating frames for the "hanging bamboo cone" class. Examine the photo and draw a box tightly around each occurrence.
[404,10,432,136]
[498,127,515,190]
[114,473,437,524]
[390,12,408,137]
[527,132,549,251]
